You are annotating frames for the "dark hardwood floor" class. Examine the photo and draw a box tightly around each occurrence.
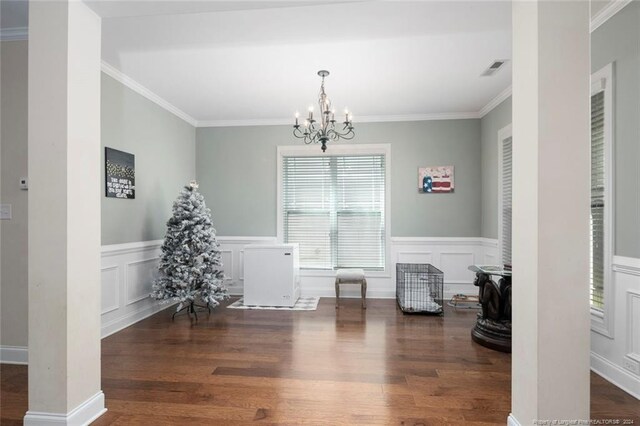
[2,298,639,425]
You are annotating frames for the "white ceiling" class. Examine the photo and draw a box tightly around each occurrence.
[1,1,514,126]
[100,1,512,126]
[86,0,358,18]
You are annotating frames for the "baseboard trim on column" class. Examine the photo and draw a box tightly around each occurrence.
[24,391,106,426]
[507,414,521,426]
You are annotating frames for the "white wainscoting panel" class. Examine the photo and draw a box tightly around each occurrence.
[100,265,119,315]
[239,251,245,281]
[218,236,498,299]
[391,237,494,298]
[125,258,159,305]
[217,237,278,295]
[100,238,277,337]
[480,238,499,264]
[98,237,500,339]
[101,240,167,338]
[396,251,433,265]
[591,256,640,399]
[221,249,234,284]
[628,290,640,362]
[440,252,475,283]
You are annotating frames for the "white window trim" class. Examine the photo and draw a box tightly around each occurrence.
[590,62,615,339]
[277,143,392,277]
[497,123,513,265]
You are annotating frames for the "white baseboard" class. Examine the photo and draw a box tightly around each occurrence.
[299,287,477,301]
[302,288,396,299]
[101,301,175,338]
[24,391,106,426]
[0,345,28,364]
[507,414,521,426]
[591,351,640,399]
[226,284,243,297]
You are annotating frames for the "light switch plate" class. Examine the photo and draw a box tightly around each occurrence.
[0,204,12,220]
[19,177,28,190]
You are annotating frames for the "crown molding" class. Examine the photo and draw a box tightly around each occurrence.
[478,85,512,118]
[197,118,292,128]
[196,112,480,128]
[100,61,198,127]
[0,27,28,41]
[591,0,633,33]
[355,112,481,122]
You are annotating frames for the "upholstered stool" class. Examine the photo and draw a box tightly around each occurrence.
[335,268,367,309]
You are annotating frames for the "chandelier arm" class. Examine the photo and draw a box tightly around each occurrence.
[326,129,340,141]
[340,132,355,140]
[293,127,305,139]
[329,126,354,138]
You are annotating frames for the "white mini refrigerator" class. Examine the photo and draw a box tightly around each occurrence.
[243,243,300,307]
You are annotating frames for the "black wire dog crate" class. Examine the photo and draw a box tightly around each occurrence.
[396,263,444,315]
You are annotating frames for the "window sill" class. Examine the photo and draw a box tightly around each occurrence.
[590,307,604,319]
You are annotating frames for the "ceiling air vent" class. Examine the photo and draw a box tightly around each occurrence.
[481,60,508,76]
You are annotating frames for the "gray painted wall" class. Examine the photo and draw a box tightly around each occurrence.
[480,97,512,239]
[101,73,196,245]
[196,120,482,238]
[1,40,29,347]
[0,56,197,347]
[592,0,640,258]
[478,1,640,257]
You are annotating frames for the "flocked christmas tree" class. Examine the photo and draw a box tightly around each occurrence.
[151,181,228,317]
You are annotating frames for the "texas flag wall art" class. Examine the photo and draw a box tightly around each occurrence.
[418,166,454,193]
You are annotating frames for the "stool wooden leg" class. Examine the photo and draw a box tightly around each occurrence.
[335,279,340,309]
[362,279,367,309]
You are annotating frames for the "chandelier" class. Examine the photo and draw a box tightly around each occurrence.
[293,70,354,152]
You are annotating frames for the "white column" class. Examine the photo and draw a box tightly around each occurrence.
[510,1,591,425]
[26,1,105,424]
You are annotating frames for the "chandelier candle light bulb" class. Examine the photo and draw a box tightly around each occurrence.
[292,70,355,152]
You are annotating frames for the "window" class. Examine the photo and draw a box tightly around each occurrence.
[590,63,614,337]
[498,125,513,266]
[279,145,388,271]
[590,90,606,310]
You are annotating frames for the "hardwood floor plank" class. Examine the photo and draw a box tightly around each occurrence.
[101,400,259,421]
[412,395,511,411]
[2,298,638,425]
[212,366,409,384]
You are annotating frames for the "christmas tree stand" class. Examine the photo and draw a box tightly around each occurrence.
[172,302,212,320]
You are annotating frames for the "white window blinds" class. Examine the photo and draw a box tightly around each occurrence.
[282,154,386,270]
[501,137,513,265]
[590,91,605,310]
